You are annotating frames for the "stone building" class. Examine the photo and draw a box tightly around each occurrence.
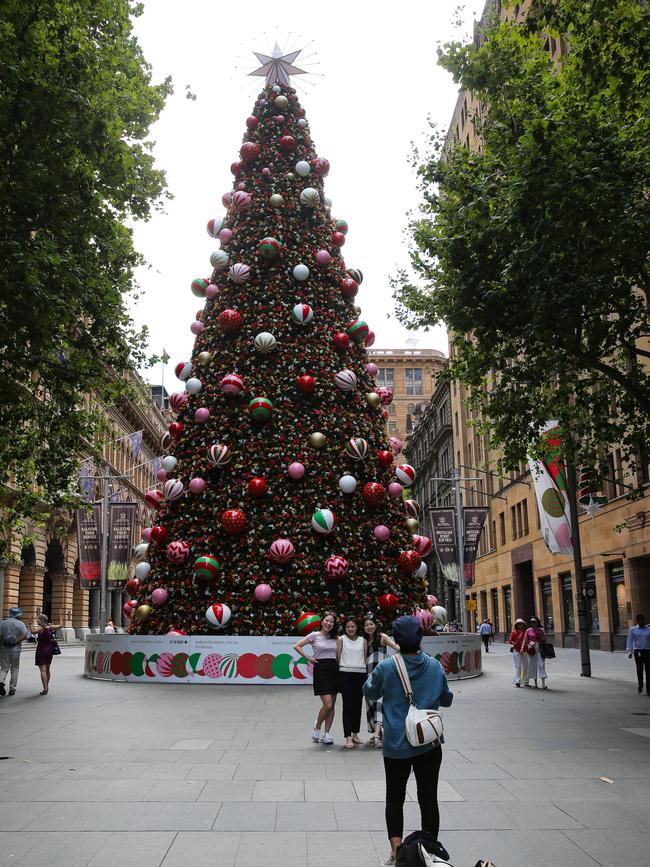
[0,372,168,639]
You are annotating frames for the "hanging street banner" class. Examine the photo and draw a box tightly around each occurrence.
[527,421,573,555]
[429,507,459,583]
[76,505,102,590]
[463,507,489,587]
[107,503,137,591]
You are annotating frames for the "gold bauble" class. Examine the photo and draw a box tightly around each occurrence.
[353,304,362,315]
[134,604,152,622]
[405,518,420,533]
[269,194,285,208]
[309,432,326,448]
[274,94,289,109]
[196,351,212,366]
[286,172,295,180]
[366,392,381,409]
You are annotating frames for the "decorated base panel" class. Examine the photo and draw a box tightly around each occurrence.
[84,633,482,684]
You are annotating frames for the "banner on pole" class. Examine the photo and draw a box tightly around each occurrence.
[76,505,102,590]
[107,503,137,590]
[429,507,459,583]
[527,421,573,555]
[463,507,489,587]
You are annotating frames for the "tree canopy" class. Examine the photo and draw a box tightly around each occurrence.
[394,0,650,473]
[0,0,172,549]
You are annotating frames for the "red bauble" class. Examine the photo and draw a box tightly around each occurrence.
[297,374,316,394]
[340,277,358,299]
[378,593,398,613]
[248,477,268,497]
[365,330,376,347]
[240,141,259,163]
[333,332,351,351]
[311,157,330,177]
[221,508,247,535]
[377,450,394,468]
[169,422,184,440]
[279,135,296,152]
[219,309,243,333]
[150,526,168,544]
[362,482,386,507]
[398,550,422,573]
[230,161,242,176]
[246,116,259,129]
[125,578,140,598]
[331,231,346,247]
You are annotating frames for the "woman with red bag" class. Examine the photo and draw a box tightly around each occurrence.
[508,618,528,687]
[524,616,548,689]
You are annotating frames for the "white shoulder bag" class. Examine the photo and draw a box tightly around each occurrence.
[393,654,444,748]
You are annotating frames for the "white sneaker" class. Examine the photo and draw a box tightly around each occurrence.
[319,733,333,745]
[311,726,321,742]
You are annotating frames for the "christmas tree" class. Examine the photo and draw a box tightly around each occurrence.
[128,52,430,636]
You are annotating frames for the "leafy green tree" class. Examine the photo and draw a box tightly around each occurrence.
[394,0,650,472]
[0,0,172,550]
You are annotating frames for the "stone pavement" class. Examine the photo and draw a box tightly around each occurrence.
[0,642,649,867]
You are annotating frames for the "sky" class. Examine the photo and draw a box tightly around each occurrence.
[130,0,487,389]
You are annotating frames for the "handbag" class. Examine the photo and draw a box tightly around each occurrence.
[392,654,444,748]
[51,630,61,656]
[540,642,555,659]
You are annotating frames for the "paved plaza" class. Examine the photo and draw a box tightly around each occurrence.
[0,641,649,867]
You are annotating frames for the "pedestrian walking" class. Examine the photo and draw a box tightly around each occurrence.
[524,616,547,689]
[363,614,399,749]
[294,611,339,745]
[479,619,492,652]
[31,613,62,695]
[487,618,494,645]
[508,618,528,687]
[0,607,30,696]
[363,615,453,867]
[337,616,368,749]
[626,613,650,695]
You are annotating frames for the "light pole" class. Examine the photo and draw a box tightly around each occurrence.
[566,461,592,677]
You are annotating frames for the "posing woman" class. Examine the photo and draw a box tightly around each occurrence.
[294,611,339,745]
[524,616,548,689]
[364,615,453,866]
[31,613,62,695]
[364,615,399,748]
[508,618,528,687]
[337,617,368,749]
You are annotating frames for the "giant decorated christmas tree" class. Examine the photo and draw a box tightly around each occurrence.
[127,50,431,637]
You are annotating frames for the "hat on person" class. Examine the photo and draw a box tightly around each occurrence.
[37,614,49,627]
[392,615,423,652]
[8,607,22,618]
[514,618,526,626]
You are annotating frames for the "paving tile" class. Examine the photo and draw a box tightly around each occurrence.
[0,831,37,861]
[139,763,196,780]
[148,803,220,831]
[87,779,156,801]
[305,780,357,802]
[161,831,242,866]
[281,763,328,780]
[565,829,649,866]
[143,779,207,802]
[187,763,237,781]
[199,780,255,802]
[252,780,304,802]
[333,801,387,831]
[169,739,213,751]
[446,778,517,801]
[233,764,282,781]
[0,803,50,832]
[87,832,176,866]
[235,831,306,866]
[554,799,650,830]
[38,779,106,801]
[306,830,380,867]
[501,778,625,801]
[212,802,277,831]
[276,802,337,831]
[10,831,108,866]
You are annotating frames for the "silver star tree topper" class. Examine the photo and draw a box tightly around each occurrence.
[249,43,308,87]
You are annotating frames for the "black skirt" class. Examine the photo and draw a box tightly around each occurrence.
[313,658,340,696]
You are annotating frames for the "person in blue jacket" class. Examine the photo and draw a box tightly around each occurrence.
[363,615,453,866]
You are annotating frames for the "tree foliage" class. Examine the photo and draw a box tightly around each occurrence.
[394,0,650,471]
[0,0,172,547]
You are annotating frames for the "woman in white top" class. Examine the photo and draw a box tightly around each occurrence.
[337,617,368,749]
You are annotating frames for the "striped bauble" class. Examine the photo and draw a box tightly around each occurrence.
[194,556,220,581]
[207,443,231,467]
[345,437,369,461]
[248,396,273,422]
[311,508,337,535]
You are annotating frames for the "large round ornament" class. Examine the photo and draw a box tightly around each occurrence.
[398,550,422,573]
[221,509,246,535]
[269,193,285,208]
[334,369,357,392]
[207,443,232,467]
[196,351,212,367]
[219,309,243,333]
[151,588,168,606]
[365,331,376,348]
[390,436,403,454]
[269,538,295,564]
[374,524,390,542]
[254,332,277,353]
[185,377,202,395]
[164,479,184,501]
[248,396,273,421]
[316,249,330,265]
[161,456,177,473]
[297,374,315,394]
[144,490,164,509]
[311,157,330,177]
[377,450,394,468]
[338,474,357,494]
[125,578,140,598]
[288,461,305,480]
[169,392,188,413]
[246,115,259,130]
[274,94,289,109]
[229,263,251,283]
[258,237,281,260]
[345,437,369,461]
[333,332,350,351]
[362,482,386,507]
[347,319,369,343]
[254,583,272,603]
[160,431,173,452]
[189,477,206,494]
[240,141,259,163]
[366,362,379,377]
[295,160,310,177]
[335,219,349,235]
[207,217,225,238]
[292,263,310,281]
[432,606,448,626]
[405,499,421,518]
[377,387,394,406]
[279,134,295,151]
[248,477,268,497]
[311,508,337,535]
[134,604,152,622]
[231,190,252,211]
[191,277,209,297]
[134,542,149,561]
[206,602,231,628]
[395,464,416,485]
[221,373,244,396]
[413,535,433,557]
[134,561,150,579]
[347,268,363,284]
[210,250,229,271]
[291,303,313,325]
[414,607,433,632]
[340,277,358,299]
[325,555,348,580]
[175,361,192,381]
[194,556,220,581]
[427,594,439,609]
[168,422,184,440]
[299,187,319,208]
[309,432,326,448]
[166,541,190,564]
[378,593,398,613]
[296,611,321,635]
[405,517,419,533]
[416,561,428,578]
[331,231,346,247]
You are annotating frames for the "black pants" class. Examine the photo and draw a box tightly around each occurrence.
[339,671,366,737]
[384,746,442,840]
[482,635,490,652]
[634,650,650,690]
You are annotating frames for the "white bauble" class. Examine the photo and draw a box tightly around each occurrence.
[161,456,177,473]
[338,474,357,494]
[135,562,151,579]
[254,332,277,353]
[299,187,320,208]
[295,160,310,177]
[185,377,202,395]
[293,263,310,281]
[416,561,428,578]
[210,249,229,270]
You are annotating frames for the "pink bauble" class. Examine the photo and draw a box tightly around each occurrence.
[141,527,153,542]
[413,535,433,557]
[219,228,233,244]
[316,249,331,265]
[269,538,295,564]
[169,391,189,413]
[390,436,403,454]
[156,469,167,482]
[190,320,204,335]
[164,479,184,500]
[374,525,391,542]
[366,362,379,377]
[189,477,206,494]
[325,555,349,581]
[388,482,403,497]
[194,407,210,423]
[288,461,305,480]
[427,595,438,608]
[221,192,232,208]
[254,583,272,603]
[166,540,190,564]
[262,167,271,177]
[414,607,433,631]
[151,588,168,606]
[206,283,219,299]
[220,373,244,396]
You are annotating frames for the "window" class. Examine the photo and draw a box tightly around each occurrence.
[405,368,422,395]
[491,520,497,549]
[468,444,472,468]
[540,577,554,632]
[583,567,599,633]
[608,562,627,633]
[491,588,500,633]
[387,403,396,416]
[407,403,415,414]
[522,500,529,535]
[606,452,618,500]
[499,512,506,547]
[388,421,397,433]
[503,586,512,634]
[377,368,394,388]
[454,412,459,436]
[561,573,575,632]
[511,506,517,540]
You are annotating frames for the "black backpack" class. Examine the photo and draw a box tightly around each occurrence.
[395,832,452,866]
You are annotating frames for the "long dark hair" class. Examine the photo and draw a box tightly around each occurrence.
[320,611,338,638]
[363,613,382,653]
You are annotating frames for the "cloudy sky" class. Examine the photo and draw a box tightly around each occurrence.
[131,0,486,388]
